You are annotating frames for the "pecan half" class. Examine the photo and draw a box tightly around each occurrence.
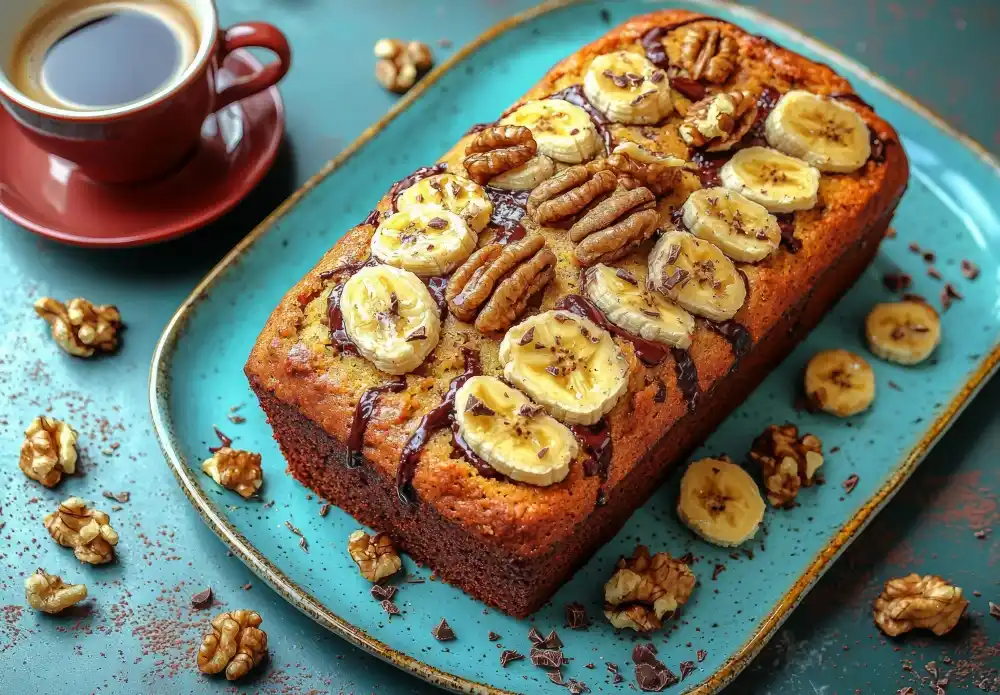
[446,234,556,333]
[463,125,537,185]
[527,165,618,226]
[607,153,683,196]
[680,25,739,84]
[569,187,659,266]
[679,90,757,151]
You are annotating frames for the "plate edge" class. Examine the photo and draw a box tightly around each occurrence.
[148,1,1000,693]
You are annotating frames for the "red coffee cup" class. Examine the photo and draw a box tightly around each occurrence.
[0,0,290,184]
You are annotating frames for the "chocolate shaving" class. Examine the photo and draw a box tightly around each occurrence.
[665,243,681,265]
[519,327,536,345]
[101,490,130,504]
[500,649,524,667]
[922,251,936,263]
[537,447,550,459]
[319,502,331,517]
[696,649,707,662]
[209,426,233,453]
[548,670,565,685]
[432,618,456,641]
[488,631,501,641]
[464,395,495,417]
[927,266,942,280]
[712,563,726,580]
[679,660,696,679]
[427,217,448,230]
[961,259,980,280]
[632,643,678,692]
[528,627,546,645]
[567,679,590,694]
[842,473,859,493]
[371,584,397,601]
[565,602,590,629]
[940,283,963,311]
[518,403,545,418]
[531,648,566,668]
[543,629,563,649]
[661,268,690,291]
[191,587,213,609]
[406,326,428,341]
[616,268,639,285]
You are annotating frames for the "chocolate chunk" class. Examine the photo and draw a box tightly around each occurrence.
[543,629,563,649]
[961,259,980,280]
[537,447,549,459]
[842,473,859,493]
[500,649,524,667]
[665,243,681,265]
[696,649,707,662]
[661,268,690,291]
[528,626,546,645]
[371,584,397,601]
[427,217,448,230]
[632,643,659,665]
[464,395,495,417]
[530,648,566,668]
[565,602,590,629]
[669,75,706,101]
[635,662,679,691]
[517,403,544,418]
[488,631,501,641]
[381,599,400,616]
[616,267,639,285]
[519,327,535,345]
[406,326,428,341]
[546,365,562,377]
[679,660,696,679]
[432,618,455,640]
[191,587,213,609]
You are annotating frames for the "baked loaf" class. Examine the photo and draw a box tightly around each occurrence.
[246,9,907,617]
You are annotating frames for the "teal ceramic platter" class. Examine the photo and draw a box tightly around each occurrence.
[149,1,1000,692]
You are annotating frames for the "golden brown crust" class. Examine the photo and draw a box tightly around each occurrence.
[246,9,908,562]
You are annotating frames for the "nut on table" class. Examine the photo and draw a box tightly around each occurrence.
[202,447,263,499]
[873,573,969,637]
[348,530,402,582]
[603,545,696,632]
[197,609,268,680]
[43,497,119,565]
[19,415,78,488]
[34,297,121,358]
[24,569,88,614]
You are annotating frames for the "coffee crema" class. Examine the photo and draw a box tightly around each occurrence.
[10,0,198,111]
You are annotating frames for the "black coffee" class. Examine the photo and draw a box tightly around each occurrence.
[42,10,182,108]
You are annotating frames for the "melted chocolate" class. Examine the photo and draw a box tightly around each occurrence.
[423,276,449,316]
[451,424,501,479]
[547,84,613,155]
[570,419,613,506]
[319,256,377,280]
[555,294,668,366]
[776,213,802,253]
[829,91,875,112]
[672,347,700,410]
[397,349,482,503]
[640,18,718,69]
[326,282,360,355]
[388,163,448,212]
[869,130,887,163]
[669,76,706,102]
[484,187,529,245]
[347,380,407,467]
[691,151,728,188]
[363,208,382,227]
[741,86,782,147]
[706,320,752,360]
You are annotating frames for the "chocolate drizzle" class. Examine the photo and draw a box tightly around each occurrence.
[706,320,752,360]
[639,18,716,69]
[397,349,482,503]
[672,347,700,410]
[388,163,449,212]
[326,282,360,356]
[423,276,449,316]
[451,424,501,479]
[347,380,407,467]
[776,213,802,253]
[547,84,613,155]
[484,187,529,245]
[555,294,668,366]
[691,151,728,188]
[570,419,613,505]
[742,85,782,147]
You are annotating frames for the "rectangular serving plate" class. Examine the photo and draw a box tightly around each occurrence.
[150,1,1000,693]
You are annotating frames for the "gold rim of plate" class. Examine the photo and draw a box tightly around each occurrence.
[148,1,1000,693]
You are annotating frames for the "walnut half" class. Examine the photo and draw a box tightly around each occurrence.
[445,234,556,334]
[873,574,968,637]
[679,90,757,152]
[25,569,87,614]
[34,297,121,358]
[197,610,268,680]
[19,415,77,488]
[348,530,402,582]
[43,497,119,564]
[603,545,696,632]
[749,424,823,508]
[202,448,263,499]
[606,142,687,195]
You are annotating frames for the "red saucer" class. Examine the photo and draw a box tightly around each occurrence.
[0,50,285,247]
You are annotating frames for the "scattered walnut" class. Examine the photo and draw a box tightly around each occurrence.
[19,415,77,487]
[527,165,618,225]
[348,530,402,582]
[197,610,268,680]
[202,448,263,499]
[446,234,556,333]
[749,424,823,508]
[25,569,87,614]
[679,90,757,151]
[463,125,537,185]
[570,187,659,266]
[680,25,739,83]
[374,38,433,93]
[873,574,968,637]
[606,142,687,195]
[43,497,119,565]
[34,297,121,358]
[603,545,696,632]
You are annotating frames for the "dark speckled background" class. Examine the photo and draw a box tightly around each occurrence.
[0,1,997,693]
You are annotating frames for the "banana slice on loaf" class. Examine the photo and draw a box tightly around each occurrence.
[647,230,747,321]
[396,173,493,232]
[720,146,820,213]
[682,187,781,263]
[500,99,602,164]
[765,90,871,173]
[583,50,672,124]
[371,204,478,276]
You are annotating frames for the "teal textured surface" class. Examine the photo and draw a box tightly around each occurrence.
[1,1,998,694]
[150,2,1000,693]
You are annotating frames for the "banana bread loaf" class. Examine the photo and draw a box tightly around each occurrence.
[246,8,908,617]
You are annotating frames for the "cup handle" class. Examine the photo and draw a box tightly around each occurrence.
[213,22,291,112]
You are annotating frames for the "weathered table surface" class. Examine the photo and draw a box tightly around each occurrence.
[1,1,997,693]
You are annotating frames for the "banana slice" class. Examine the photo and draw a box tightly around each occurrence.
[454,376,579,486]
[583,50,672,125]
[677,456,765,547]
[804,349,875,417]
[613,141,688,167]
[500,99,602,164]
[765,90,871,173]
[682,187,781,263]
[865,300,941,365]
[488,154,557,191]
[583,264,695,349]
[396,173,493,232]
[719,146,820,213]
[371,204,478,276]
[499,310,629,425]
[647,230,746,321]
[340,265,441,375]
